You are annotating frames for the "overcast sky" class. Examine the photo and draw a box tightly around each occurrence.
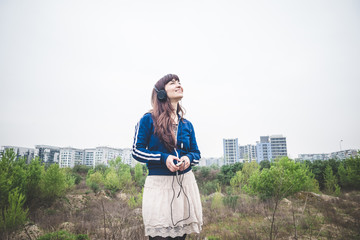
[1,0,359,159]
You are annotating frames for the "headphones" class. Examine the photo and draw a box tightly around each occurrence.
[154,86,167,102]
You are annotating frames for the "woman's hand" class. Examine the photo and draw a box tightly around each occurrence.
[178,156,190,171]
[166,155,181,172]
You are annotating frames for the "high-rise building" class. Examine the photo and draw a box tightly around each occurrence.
[92,146,122,166]
[255,135,287,162]
[84,148,96,167]
[270,135,287,159]
[223,138,239,165]
[239,144,257,162]
[59,147,84,168]
[256,136,272,162]
[35,145,60,165]
[0,146,35,163]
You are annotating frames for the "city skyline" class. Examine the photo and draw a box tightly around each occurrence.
[1,1,359,159]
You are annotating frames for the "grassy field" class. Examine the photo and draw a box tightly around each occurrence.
[13,170,360,240]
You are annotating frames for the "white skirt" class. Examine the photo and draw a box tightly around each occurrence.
[142,170,203,238]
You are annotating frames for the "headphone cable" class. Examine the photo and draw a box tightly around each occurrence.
[170,162,191,226]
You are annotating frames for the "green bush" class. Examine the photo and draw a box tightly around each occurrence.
[72,165,91,174]
[25,158,43,205]
[40,164,67,200]
[324,165,341,196]
[0,188,28,237]
[338,155,360,190]
[200,180,219,195]
[128,187,143,208]
[104,168,121,193]
[38,230,89,240]
[217,162,243,186]
[86,171,104,187]
[223,195,238,211]
[0,149,27,208]
[230,161,260,193]
[89,182,99,194]
[134,163,146,187]
[245,157,319,200]
[211,192,224,210]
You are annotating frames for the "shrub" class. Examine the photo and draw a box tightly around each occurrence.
[104,168,121,193]
[324,165,341,196]
[217,162,243,186]
[0,149,27,208]
[90,182,99,194]
[338,155,360,190]
[25,158,43,205]
[37,230,89,240]
[0,188,28,237]
[230,161,259,193]
[211,192,224,210]
[200,180,219,195]
[40,164,67,200]
[86,171,104,187]
[223,195,238,211]
[245,157,319,200]
[134,163,146,187]
[128,188,143,209]
[72,165,91,174]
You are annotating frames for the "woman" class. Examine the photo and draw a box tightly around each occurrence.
[132,74,203,239]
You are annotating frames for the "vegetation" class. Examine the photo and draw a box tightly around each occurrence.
[1,148,359,239]
[38,230,89,240]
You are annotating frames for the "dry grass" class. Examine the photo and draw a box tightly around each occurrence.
[17,175,360,240]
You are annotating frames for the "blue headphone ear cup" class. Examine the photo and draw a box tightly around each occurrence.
[157,90,167,101]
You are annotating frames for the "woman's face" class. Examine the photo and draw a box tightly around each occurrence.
[165,79,183,102]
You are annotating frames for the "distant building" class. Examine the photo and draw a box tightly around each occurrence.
[330,149,358,160]
[239,144,257,162]
[83,147,131,168]
[256,136,272,163]
[200,157,223,167]
[35,145,60,165]
[0,146,35,163]
[59,147,84,168]
[121,148,135,167]
[84,148,96,167]
[92,146,122,166]
[223,138,240,165]
[297,153,329,161]
[269,135,287,159]
[297,149,358,161]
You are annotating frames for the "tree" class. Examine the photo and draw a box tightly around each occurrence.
[104,168,121,193]
[40,164,67,200]
[245,157,319,240]
[134,163,145,187]
[217,162,243,186]
[324,165,340,196]
[0,188,28,239]
[260,160,271,170]
[25,158,43,205]
[230,161,259,193]
[338,155,360,190]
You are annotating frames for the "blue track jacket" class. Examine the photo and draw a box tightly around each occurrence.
[132,113,201,175]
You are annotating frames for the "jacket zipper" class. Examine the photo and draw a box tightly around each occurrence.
[174,122,179,158]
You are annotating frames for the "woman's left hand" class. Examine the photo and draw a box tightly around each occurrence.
[178,156,190,171]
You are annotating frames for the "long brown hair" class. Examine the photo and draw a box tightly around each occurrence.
[150,74,185,151]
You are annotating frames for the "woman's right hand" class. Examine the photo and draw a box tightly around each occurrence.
[166,155,181,172]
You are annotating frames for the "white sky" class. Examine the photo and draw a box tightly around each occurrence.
[1,0,359,159]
